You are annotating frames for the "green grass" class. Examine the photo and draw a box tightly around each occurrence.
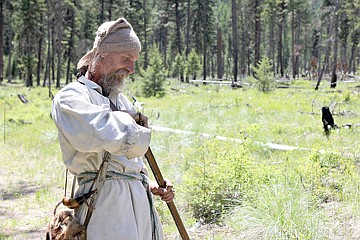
[1,78,360,239]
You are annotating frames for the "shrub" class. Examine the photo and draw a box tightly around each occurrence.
[182,138,253,223]
[305,151,359,203]
[250,56,275,93]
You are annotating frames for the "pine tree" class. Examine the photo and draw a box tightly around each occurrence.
[171,53,186,81]
[251,56,275,93]
[186,49,201,80]
[191,0,215,80]
[263,0,278,74]
[141,46,167,97]
[14,0,46,87]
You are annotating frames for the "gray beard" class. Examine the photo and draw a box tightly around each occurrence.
[98,69,129,96]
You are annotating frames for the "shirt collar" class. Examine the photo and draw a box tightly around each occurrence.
[78,76,103,94]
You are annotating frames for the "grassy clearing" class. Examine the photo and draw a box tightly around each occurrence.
[0,78,360,239]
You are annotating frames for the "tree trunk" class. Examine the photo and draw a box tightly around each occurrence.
[330,0,340,88]
[226,38,229,79]
[202,0,207,81]
[247,46,251,76]
[6,41,12,83]
[36,13,44,86]
[186,0,190,57]
[43,7,51,88]
[340,23,349,75]
[51,21,55,85]
[108,0,113,20]
[143,0,148,69]
[254,0,261,68]
[162,28,168,70]
[240,9,246,76]
[43,41,50,87]
[315,6,335,90]
[175,0,182,55]
[296,14,301,77]
[324,23,332,75]
[277,1,285,77]
[211,51,214,79]
[55,8,63,88]
[309,29,320,80]
[56,41,61,88]
[291,10,295,79]
[47,28,51,97]
[303,28,308,74]
[6,8,12,83]
[203,33,206,80]
[231,0,238,83]
[216,26,223,79]
[0,1,4,82]
[348,30,359,74]
[269,14,276,75]
[36,35,43,86]
[27,57,33,87]
[26,35,33,87]
[66,8,75,84]
[293,13,301,79]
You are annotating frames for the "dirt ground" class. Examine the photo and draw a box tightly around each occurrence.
[0,172,234,240]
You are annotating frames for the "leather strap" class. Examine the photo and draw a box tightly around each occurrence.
[83,151,111,232]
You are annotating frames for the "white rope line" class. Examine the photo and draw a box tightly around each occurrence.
[150,125,310,151]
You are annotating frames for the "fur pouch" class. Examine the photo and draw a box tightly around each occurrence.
[46,202,86,240]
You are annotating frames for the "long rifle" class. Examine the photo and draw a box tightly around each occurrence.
[114,106,190,239]
[144,147,190,240]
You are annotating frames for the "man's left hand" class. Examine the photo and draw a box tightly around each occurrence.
[150,179,175,203]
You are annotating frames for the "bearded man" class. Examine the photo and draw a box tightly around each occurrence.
[51,18,174,240]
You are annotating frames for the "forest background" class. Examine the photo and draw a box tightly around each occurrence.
[1,0,360,239]
[0,0,359,87]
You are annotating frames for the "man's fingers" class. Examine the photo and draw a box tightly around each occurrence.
[153,187,166,195]
[161,190,175,203]
[164,179,173,189]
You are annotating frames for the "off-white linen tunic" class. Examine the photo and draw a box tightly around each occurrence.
[51,76,164,240]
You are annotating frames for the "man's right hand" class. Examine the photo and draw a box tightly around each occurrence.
[131,111,149,128]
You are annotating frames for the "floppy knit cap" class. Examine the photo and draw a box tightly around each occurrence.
[77,18,141,70]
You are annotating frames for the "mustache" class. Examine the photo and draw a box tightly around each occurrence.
[108,68,129,78]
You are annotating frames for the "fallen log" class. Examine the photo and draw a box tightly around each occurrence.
[17,94,29,104]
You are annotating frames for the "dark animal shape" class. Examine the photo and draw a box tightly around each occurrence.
[322,106,338,134]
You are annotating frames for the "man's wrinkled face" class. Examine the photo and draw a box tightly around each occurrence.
[90,50,139,96]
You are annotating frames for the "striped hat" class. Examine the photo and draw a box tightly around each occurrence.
[77,18,141,70]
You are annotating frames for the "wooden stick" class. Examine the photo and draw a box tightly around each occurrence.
[144,147,190,240]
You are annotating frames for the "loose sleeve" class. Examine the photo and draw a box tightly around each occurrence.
[51,84,150,158]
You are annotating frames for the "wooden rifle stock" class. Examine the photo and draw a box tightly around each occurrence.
[144,147,190,240]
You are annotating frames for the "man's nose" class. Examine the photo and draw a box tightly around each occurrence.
[127,62,135,74]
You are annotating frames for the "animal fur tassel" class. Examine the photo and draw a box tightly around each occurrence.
[45,200,87,239]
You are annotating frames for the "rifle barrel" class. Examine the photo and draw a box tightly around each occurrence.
[145,147,190,240]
